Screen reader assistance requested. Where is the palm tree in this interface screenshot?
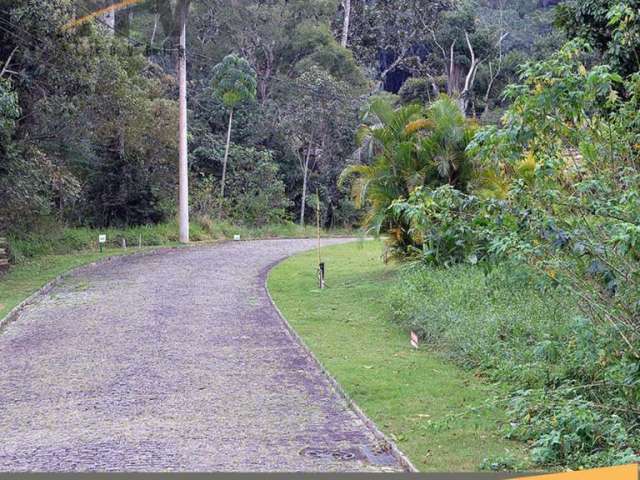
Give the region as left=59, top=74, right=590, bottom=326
left=211, top=54, right=257, bottom=210
left=419, top=96, right=477, bottom=187
left=341, top=95, right=476, bottom=247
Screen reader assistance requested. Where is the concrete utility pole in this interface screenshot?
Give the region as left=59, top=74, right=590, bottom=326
left=177, top=0, right=189, bottom=243
left=341, top=0, right=351, bottom=48
left=103, top=9, right=115, bottom=32
left=100, top=1, right=116, bottom=34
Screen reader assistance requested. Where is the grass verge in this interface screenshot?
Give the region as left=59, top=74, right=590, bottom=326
left=267, top=240, right=527, bottom=472
left=0, top=247, right=171, bottom=320
left=7, top=219, right=353, bottom=262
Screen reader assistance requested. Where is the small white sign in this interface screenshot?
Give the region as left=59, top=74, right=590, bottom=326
left=233, top=234, right=241, bottom=241
left=98, top=234, right=107, bottom=244
left=410, top=331, right=419, bottom=349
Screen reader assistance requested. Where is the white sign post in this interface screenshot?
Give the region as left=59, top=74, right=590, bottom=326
left=98, top=234, right=106, bottom=253
left=410, top=331, right=419, bottom=349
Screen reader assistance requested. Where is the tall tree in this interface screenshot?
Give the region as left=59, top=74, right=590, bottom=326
left=206, top=0, right=363, bottom=104
left=281, top=66, right=354, bottom=226
left=211, top=54, right=257, bottom=207
left=102, top=1, right=116, bottom=33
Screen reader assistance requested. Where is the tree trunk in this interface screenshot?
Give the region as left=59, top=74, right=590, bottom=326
left=459, top=32, right=480, bottom=116
left=219, top=108, right=234, bottom=207
left=300, top=163, right=308, bottom=227
left=151, top=13, right=159, bottom=44
left=157, top=0, right=176, bottom=39
left=157, top=0, right=190, bottom=49
left=341, top=0, right=351, bottom=48
left=483, top=67, right=496, bottom=117
left=177, top=0, right=190, bottom=243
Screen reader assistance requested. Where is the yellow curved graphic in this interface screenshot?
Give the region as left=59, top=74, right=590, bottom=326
left=63, top=0, right=145, bottom=31
left=510, top=464, right=638, bottom=480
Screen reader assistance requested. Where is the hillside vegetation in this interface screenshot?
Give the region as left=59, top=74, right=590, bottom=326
left=2, top=0, right=639, bottom=471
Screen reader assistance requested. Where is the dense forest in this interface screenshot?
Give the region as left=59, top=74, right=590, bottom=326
left=2, top=0, right=640, bottom=471
left=1, top=0, right=561, bottom=234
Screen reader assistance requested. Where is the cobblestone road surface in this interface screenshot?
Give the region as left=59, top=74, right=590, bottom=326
left=0, top=239, right=404, bottom=472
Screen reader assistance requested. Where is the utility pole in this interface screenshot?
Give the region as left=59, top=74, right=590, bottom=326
left=177, top=0, right=189, bottom=243
left=341, top=0, right=351, bottom=48
left=102, top=2, right=115, bottom=33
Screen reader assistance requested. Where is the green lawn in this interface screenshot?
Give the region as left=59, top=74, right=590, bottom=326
left=268, top=240, right=527, bottom=472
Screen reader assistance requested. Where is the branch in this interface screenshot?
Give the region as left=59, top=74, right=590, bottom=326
left=483, top=32, right=509, bottom=113
left=462, top=32, right=479, bottom=94
left=449, top=39, right=456, bottom=80
left=380, top=43, right=409, bottom=81
left=0, top=46, right=18, bottom=78
left=341, top=0, right=351, bottom=48
left=430, top=29, right=447, bottom=64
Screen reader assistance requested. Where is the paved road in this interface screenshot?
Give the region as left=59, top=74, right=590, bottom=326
left=0, top=240, right=404, bottom=472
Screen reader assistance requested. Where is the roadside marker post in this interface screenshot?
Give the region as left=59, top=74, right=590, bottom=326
left=410, top=331, right=419, bottom=349
left=316, top=190, right=325, bottom=289
left=98, top=234, right=106, bottom=253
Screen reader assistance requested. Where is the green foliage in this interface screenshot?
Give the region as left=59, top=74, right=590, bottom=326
left=280, top=64, right=358, bottom=224
left=556, top=0, right=640, bottom=77
left=0, top=78, right=50, bottom=232
left=384, top=40, right=640, bottom=469
left=390, top=263, right=640, bottom=469
left=398, top=78, right=435, bottom=105
left=289, top=23, right=366, bottom=87
left=211, top=54, right=257, bottom=108
left=0, top=1, right=179, bottom=230
left=0, top=79, right=19, bottom=141
left=468, top=40, right=640, bottom=349
left=509, top=388, right=640, bottom=468
left=192, top=142, right=291, bottom=225
left=188, top=0, right=366, bottom=228
left=342, top=96, right=477, bottom=251
left=389, top=186, right=500, bottom=266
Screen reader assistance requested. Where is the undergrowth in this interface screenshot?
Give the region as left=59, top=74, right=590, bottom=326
left=390, top=262, right=640, bottom=470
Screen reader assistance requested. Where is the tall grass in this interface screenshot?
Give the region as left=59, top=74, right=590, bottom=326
left=389, top=262, right=640, bottom=468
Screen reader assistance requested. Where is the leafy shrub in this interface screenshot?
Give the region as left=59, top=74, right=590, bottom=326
left=509, top=389, right=640, bottom=468
left=388, top=186, right=507, bottom=266
left=192, top=142, right=291, bottom=226
left=468, top=41, right=640, bottom=350
left=387, top=41, right=640, bottom=469
left=341, top=96, right=477, bottom=251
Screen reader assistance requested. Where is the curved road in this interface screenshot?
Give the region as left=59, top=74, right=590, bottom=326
left=0, top=239, right=403, bottom=472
